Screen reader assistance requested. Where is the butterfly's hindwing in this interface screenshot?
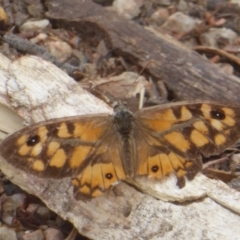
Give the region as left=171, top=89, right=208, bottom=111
left=72, top=137, right=126, bottom=199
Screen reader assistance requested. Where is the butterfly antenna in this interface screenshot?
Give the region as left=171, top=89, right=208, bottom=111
left=125, top=60, right=155, bottom=109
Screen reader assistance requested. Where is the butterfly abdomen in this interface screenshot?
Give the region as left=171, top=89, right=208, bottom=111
left=120, top=134, right=136, bottom=178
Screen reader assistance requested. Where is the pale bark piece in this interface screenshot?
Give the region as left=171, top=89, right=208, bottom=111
left=1, top=54, right=240, bottom=239
left=0, top=54, right=27, bottom=136
left=0, top=104, right=24, bottom=138
left=0, top=54, right=13, bottom=106
left=1, top=54, right=112, bottom=124
left=131, top=174, right=240, bottom=215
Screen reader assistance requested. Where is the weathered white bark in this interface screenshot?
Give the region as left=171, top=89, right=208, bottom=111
left=0, top=54, right=240, bottom=240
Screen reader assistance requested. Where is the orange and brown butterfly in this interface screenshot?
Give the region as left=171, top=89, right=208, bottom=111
left=0, top=101, right=239, bottom=199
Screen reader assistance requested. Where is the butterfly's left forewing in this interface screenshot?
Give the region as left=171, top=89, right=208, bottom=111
left=0, top=114, right=126, bottom=198
left=135, top=101, right=240, bottom=186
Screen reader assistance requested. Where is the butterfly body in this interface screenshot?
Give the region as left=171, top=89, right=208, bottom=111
left=113, top=104, right=138, bottom=178
left=1, top=101, right=240, bottom=199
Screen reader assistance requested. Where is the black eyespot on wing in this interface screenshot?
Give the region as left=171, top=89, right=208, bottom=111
left=105, top=173, right=113, bottom=179
left=26, top=135, right=40, bottom=146
left=151, top=165, right=159, bottom=173
left=210, top=109, right=225, bottom=120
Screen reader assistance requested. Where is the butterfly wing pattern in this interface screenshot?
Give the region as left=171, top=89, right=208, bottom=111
left=0, top=114, right=128, bottom=198
left=134, top=101, right=240, bottom=187
left=0, top=101, right=240, bottom=198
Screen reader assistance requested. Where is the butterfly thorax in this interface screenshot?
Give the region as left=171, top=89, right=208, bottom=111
left=113, top=101, right=135, bottom=133
left=114, top=110, right=134, bottom=134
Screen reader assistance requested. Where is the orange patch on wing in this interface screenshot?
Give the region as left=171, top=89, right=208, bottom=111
left=156, top=109, right=177, bottom=121
left=32, top=159, right=45, bottom=171
left=210, top=119, right=224, bottom=131
left=107, top=146, right=126, bottom=179
left=47, top=142, right=60, bottom=156
left=84, top=127, right=103, bottom=142
left=30, top=143, right=43, bottom=156
left=159, top=153, right=173, bottom=176
left=16, top=135, right=28, bottom=146
left=71, top=178, right=79, bottom=187
left=57, top=123, right=72, bottom=138
left=79, top=185, right=90, bottom=195
left=92, top=189, right=104, bottom=197
left=180, top=106, right=192, bottom=120
left=69, top=146, right=92, bottom=168
left=73, top=122, right=103, bottom=142
left=190, top=129, right=209, bottom=147
left=185, top=162, right=193, bottom=168
left=222, top=107, right=235, bottom=117
left=38, top=126, right=48, bottom=142
left=80, top=165, right=92, bottom=186
left=113, top=164, right=126, bottom=180
left=164, top=132, right=190, bottom=152
left=214, top=134, right=226, bottom=146
left=138, top=161, right=148, bottom=175
left=193, top=121, right=208, bottom=133
left=148, top=154, right=162, bottom=178
left=144, top=109, right=179, bottom=132
left=201, top=104, right=211, bottom=119
left=222, top=116, right=235, bottom=127
left=101, top=163, right=118, bottom=189
left=91, top=164, right=104, bottom=189
left=73, top=123, right=85, bottom=138
left=49, top=149, right=67, bottom=168
left=168, top=152, right=184, bottom=170
left=177, top=169, right=186, bottom=178
left=143, top=119, right=173, bottom=132
left=18, top=145, right=31, bottom=156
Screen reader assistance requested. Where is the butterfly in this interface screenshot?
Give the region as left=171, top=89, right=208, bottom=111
left=0, top=101, right=239, bottom=199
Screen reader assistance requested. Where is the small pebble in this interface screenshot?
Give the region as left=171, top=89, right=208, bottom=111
left=19, top=19, right=49, bottom=32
